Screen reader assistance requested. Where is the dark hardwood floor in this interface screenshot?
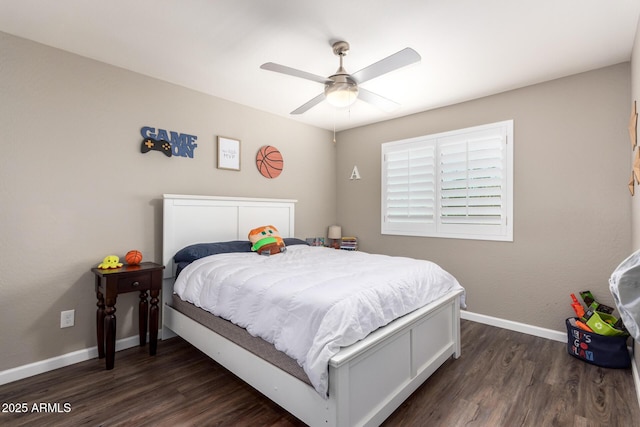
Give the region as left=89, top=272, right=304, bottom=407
left=1, top=320, right=638, bottom=426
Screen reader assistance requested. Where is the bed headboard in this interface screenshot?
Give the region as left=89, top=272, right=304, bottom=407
left=162, top=194, right=297, bottom=279
left=161, top=194, right=295, bottom=339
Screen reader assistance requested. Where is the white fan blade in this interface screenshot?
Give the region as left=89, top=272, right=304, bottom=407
left=352, top=48, right=421, bottom=84
left=291, top=93, right=325, bottom=115
left=358, top=88, right=400, bottom=112
left=260, top=62, right=329, bottom=84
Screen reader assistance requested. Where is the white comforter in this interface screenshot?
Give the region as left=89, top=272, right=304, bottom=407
left=174, top=245, right=465, bottom=397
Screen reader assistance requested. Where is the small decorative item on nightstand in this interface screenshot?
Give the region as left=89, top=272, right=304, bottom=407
left=328, top=225, right=342, bottom=249
left=305, top=237, right=325, bottom=246
left=125, top=250, right=143, bottom=265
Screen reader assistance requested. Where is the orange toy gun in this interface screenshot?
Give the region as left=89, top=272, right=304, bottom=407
left=570, top=293, right=585, bottom=318
left=569, top=317, right=593, bottom=332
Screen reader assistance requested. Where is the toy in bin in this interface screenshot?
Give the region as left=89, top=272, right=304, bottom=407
left=568, top=291, right=628, bottom=336
left=579, top=290, right=614, bottom=314
left=570, top=294, right=585, bottom=318
left=583, top=310, right=627, bottom=336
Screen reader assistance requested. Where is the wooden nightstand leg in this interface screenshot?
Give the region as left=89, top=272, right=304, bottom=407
left=96, top=289, right=105, bottom=359
left=149, top=289, right=159, bottom=356
left=139, top=290, right=148, bottom=346
left=104, top=304, right=116, bottom=370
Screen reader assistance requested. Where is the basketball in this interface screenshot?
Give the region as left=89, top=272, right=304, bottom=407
left=125, top=250, right=143, bottom=265
left=256, top=145, right=283, bottom=178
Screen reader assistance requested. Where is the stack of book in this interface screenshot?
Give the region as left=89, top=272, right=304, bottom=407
left=340, top=237, right=358, bottom=251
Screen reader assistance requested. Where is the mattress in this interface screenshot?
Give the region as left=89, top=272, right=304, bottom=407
left=170, top=294, right=310, bottom=385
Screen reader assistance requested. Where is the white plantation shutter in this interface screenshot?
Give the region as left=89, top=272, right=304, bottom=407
left=382, top=140, right=435, bottom=233
left=438, top=128, right=507, bottom=236
left=382, top=121, right=513, bottom=241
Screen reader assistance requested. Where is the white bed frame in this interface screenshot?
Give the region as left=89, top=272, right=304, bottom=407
left=161, top=194, right=463, bottom=427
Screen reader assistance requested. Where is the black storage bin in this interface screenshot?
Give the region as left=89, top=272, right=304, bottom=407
left=566, top=318, right=631, bottom=369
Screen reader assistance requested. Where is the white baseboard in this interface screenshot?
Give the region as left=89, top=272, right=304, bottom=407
left=0, top=333, right=151, bottom=386
left=461, top=310, right=567, bottom=342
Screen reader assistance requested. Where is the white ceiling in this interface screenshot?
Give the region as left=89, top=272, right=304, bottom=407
left=1, top=0, right=639, bottom=131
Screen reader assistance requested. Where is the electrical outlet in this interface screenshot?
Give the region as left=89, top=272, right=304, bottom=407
left=60, top=310, right=75, bottom=328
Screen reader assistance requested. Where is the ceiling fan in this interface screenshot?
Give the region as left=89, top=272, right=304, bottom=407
left=260, top=41, right=421, bottom=115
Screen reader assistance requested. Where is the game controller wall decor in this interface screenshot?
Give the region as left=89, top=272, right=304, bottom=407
left=140, top=126, right=198, bottom=158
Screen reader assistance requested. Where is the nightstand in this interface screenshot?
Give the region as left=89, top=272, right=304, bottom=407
left=91, top=262, right=164, bottom=370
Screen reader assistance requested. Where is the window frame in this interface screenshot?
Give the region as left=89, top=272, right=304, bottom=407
left=381, top=120, right=513, bottom=242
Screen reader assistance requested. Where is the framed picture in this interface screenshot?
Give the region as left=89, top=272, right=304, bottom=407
left=217, top=136, right=241, bottom=170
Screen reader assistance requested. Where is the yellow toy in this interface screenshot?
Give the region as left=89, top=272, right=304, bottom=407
left=248, top=225, right=286, bottom=255
left=98, top=255, right=123, bottom=269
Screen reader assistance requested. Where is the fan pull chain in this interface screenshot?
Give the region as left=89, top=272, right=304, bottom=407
left=333, top=109, right=337, bottom=143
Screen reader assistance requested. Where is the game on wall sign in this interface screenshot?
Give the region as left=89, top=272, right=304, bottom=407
left=140, top=126, right=198, bottom=158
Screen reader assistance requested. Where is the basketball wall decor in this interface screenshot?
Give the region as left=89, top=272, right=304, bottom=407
left=256, top=145, right=283, bottom=178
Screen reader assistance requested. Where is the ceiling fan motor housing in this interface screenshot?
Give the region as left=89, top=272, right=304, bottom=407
left=325, top=41, right=358, bottom=108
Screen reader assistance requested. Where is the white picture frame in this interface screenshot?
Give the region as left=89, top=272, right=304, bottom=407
left=217, top=136, right=241, bottom=170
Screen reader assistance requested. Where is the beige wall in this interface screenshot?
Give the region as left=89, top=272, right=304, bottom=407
left=336, top=63, right=631, bottom=332
left=0, top=32, right=335, bottom=371
left=630, top=15, right=640, bottom=384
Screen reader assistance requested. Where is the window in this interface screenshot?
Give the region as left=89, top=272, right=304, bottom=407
left=381, top=120, right=513, bottom=241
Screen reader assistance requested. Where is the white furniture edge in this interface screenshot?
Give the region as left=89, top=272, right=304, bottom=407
left=160, top=194, right=463, bottom=426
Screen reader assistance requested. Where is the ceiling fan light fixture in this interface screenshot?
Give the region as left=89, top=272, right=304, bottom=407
left=324, top=75, right=358, bottom=109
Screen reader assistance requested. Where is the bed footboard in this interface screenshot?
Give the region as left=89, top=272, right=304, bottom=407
left=328, top=290, right=462, bottom=426
left=162, top=290, right=462, bottom=427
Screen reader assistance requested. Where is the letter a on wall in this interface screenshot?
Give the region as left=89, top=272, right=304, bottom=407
left=350, top=166, right=361, bottom=180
